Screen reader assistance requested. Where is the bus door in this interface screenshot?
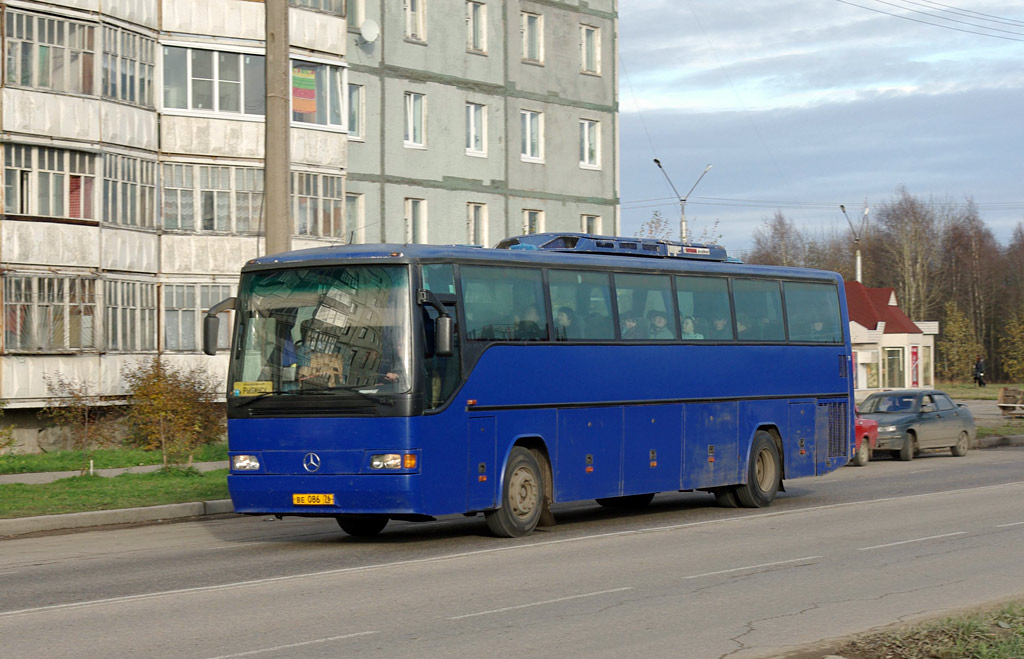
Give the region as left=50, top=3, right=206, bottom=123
left=555, top=407, right=623, bottom=501
left=468, top=416, right=496, bottom=511
left=622, top=405, right=683, bottom=495
left=681, top=402, right=739, bottom=489
left=786, top=401, right=816, bottom=478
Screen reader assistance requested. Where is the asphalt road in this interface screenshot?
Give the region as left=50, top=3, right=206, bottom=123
left=2, top=446, right=1023, bottom=659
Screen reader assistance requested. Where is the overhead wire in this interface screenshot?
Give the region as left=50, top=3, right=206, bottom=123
left=835, top=0, right=1024, bottom=41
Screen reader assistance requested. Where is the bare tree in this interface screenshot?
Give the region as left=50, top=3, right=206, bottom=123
left=746, top=211, right=806, bottom=266
left=635, top=210, right=673, bottom=241
left=873, top=187, right=945, bottom=321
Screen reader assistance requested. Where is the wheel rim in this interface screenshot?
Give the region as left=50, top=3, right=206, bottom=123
left=508, top=465, right=538, bottom=519
left=754, top=447, right=776, bottom=491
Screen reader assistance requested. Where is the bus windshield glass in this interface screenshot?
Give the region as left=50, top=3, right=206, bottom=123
left=230, top=265, right=412, bottom=397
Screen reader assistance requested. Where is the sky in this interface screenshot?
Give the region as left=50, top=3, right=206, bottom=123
left=617, top=0, right=1024, bottom=256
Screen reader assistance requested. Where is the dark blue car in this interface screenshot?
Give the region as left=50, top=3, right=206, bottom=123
left=858, top=389, right=975, bottom=461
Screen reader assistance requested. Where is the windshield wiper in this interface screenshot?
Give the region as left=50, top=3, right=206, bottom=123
left=234, top=390, right=302, bottom=407
left=308, top=384, right=396, bottom=405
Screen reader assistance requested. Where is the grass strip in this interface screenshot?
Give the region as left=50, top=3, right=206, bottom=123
left=0, top=469, right=229, bottom=519
left=0, top=443, right=228, bottom=475
left=837, top=602, right=1024, bottom=658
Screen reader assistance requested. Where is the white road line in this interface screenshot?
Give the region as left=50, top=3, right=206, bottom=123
left=996, top=521, right=1024, bottom=528
left=4, top=480, right=1023, bottom=619
left=448, top=587, right=633, bottom=620
left=684, top=556, right=822, bottom=579
left=858, top=531, right=967, bottom=551
left=202, top=631, right=379, bottom=659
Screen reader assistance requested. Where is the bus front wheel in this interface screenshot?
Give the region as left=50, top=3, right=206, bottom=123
left=735, top=431, right=781, bottom=508
left=336, top=515, right=389, bottom=537
left=486, top=447, right=544, bottom=538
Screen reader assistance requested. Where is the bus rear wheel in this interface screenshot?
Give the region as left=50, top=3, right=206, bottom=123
left=485, top=446, right=544, bottom=538
left=336, top=515, right=389, bottom=537
left=595, top=493, right=655, bottom=508
left=735, top=431, right=781, bottom=508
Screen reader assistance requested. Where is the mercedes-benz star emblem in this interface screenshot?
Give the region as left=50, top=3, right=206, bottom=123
left=302, top=452, right=321, bottom=473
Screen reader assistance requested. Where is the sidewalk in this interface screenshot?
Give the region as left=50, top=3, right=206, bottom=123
left=3, top=438, right=1024, bottom=539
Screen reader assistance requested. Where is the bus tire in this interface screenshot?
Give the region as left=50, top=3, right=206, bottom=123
left=336, top=515, right=389, bottom=537
left=485, top=447, right=544, bottom=538
left=735, top=431, right=781, bottom=508
left=899, top=432, right=916, bottom=461
left=595, top=493, right=655, bottom=508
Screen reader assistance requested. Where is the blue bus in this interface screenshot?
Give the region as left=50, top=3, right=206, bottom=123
left=205, top=233, right=852, bottom=537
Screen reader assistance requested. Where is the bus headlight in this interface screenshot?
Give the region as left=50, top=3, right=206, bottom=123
left=232, top=455, right=261, bottom=470
left=371, top=454, right=403, bottom=469
left=370, top=454, right=417, bottom=470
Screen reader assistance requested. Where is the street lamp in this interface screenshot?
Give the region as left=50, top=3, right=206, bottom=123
left=653, top=160, right=712, bottom=242
left=840, top=204, right=869, bottom=283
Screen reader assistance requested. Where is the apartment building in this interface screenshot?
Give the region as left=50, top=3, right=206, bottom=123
left=0, top=0, right=619, bottom=441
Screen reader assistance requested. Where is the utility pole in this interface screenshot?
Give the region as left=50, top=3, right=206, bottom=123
left=840, top=204, right=868, bottom=283
left=264, top=0, right=291, bottom=256
left=653, top=160, right=711, bottom=242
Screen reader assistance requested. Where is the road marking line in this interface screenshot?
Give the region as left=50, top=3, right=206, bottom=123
left=996, top=521, right=1024, bottom=528
left=685, top=556, right=822, bottom=579
left=202, top=631, right=379, bottom=659
left=448, top=587, right=632, bottom=620
left=858, top=531, right=967, bottom=550
left=3, top=480, right=1023, bottom=619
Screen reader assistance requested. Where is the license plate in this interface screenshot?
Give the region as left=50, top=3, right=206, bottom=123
left=293, top=493, right=334, bottom=506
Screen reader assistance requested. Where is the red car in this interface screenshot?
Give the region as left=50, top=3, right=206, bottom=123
left=852, top=413, right=878, bottom=466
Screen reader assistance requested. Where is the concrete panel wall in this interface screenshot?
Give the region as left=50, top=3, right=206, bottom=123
left=160, top=115, right=265, bottom=159
left=100, top=101, right=158, bottom=151
left=2, top=221, right=100, bottom=268
left=160, top=0, right=264, bottom=40
left=100, top=228, right=159, bottom=273
left=161, top=234, right=262, bottom=276
left=2, top=89, right=101, bottom=143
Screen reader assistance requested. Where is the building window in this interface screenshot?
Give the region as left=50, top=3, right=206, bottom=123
left=161, top=163, right=264, bottom=234
left=289, top=0, right=346, bottom=16
left=3, top=146, right=96, bottom=220
left=3, top=276, right=96, bottom=352
left=468, top=203, right=487, bottom=246
left=345, top=192, right=364, bottom=243
left=406, top=198, right=426, bottom=243
left=103, top=27, right=157, bottom=106
left=580, top=25, right=600, bottom=74
left=521, top=12, right=543, bottom=63
left=405, top=0, right=426, bottom=41
left=404, top=92, right=426, bottom=147
left=582, top=214, right=600, bottom=234
left=105, top=280, right=157, bottom=352
left=579, top=119, right=600, bottom=169
left=466, top=102, right=486, bottom=155
left=291, top=60, right=345, bottom=127
left=163, top=46, right=265, bottom=116
left=165, top=283, right=233, bottom=352
left=523, top=209, right=543, bottom=235
left=521, top=110, right=543, bottom=162
left=467, top=1, right=486, bottom=53
left=347, top=83, right=363, bottom=139
left=4, top=12, right=96, bottom=94
left=293, top=171, right=344, bottom=237
left=103, top=155, right=155, bottom=227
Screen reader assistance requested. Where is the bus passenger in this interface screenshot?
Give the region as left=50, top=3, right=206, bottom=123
left=648, top=310, right=674, bottom=339
left=707, top=310, right=732, bottom=340
left=680, top=316, right=704, bottom=340
left=514, top=305, right=544, bottom=340
left=621, top=314, right=646, bottom=339
left=555, top=306, right=581, bottom=340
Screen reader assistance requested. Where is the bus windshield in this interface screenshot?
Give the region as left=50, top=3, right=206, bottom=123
left=230, top=265, right=412, bottom=397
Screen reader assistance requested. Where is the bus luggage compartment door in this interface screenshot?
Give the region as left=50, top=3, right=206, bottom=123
left=622, top=405, right=682, bottom=495
left=682, top=402, right=739, bottom=490
left=555, top=408, right=623, bottom=502
left=468, top=417, right=497, bottom=511
left=787, top=401, right=816, bottom=478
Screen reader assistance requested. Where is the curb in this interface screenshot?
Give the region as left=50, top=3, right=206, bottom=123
left=0, top=499, right=234, bottom=538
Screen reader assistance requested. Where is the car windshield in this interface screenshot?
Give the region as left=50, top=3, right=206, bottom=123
left=229, top=265, right=412, bottom=397
left=861, top=394, right=918, bottom=414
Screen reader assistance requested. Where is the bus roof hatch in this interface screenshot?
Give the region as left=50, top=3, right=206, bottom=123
left=494, top=233, right=729, bottom=262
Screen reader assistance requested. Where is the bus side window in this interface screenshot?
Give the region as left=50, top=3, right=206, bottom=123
left=783, top=281, right=843, bottom=343
left=677, top=275, right=731, bottom=341
left=460, top=265, right=545, bottom=341
left=733, top=279, right=785, bottom=341
left=614, top=273, right=676, bottom=340
left=548, top=270, right=614, bottom=341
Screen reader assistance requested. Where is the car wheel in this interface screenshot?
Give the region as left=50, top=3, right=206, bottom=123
left=852, top=438, right=870, bottom=466
left=951, top=430, right=969, bottom=457
left=899, top=432, right=916, bottom=461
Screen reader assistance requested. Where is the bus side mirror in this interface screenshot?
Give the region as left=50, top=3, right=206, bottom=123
left=203, top=297, right=237, bottom=356
left=435, top=315, right=453, bottom=357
